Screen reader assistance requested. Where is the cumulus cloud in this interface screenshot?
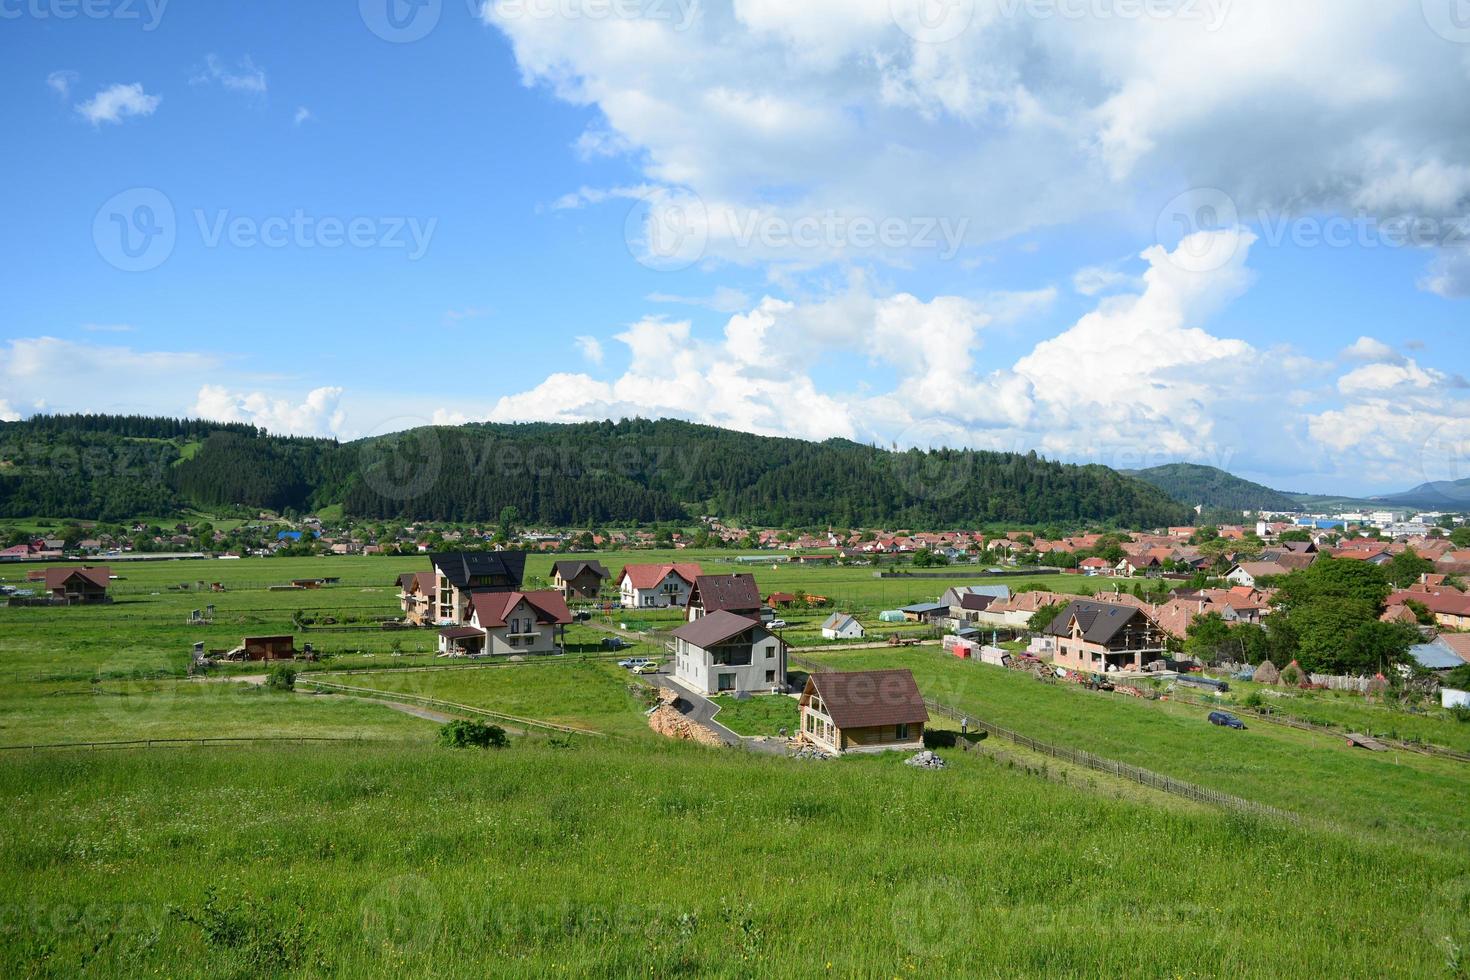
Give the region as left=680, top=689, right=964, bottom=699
left=1341, top=336, right=1401, bottom=363
left=294, top=106, right=312, bottom=126
left=191, top=54, right=268, bottom=95
left=574, top=335, right=604, bottom=365
left=1, top=338, right=219, bottom=414
left=0, top=399, right=19, bottom=423
left=484, top=1, right=1470, bottom=283
left=192, top=384, right=346, bottom=438
left=76, top=83, right=161, bottom=125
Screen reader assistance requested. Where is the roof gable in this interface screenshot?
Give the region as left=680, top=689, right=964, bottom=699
left=802, top=669, right=928, bottom=729
left=430, top=552, right=527, bottom=591
left=671, top=609, right=769, bottom=648
left=690, top=574, right=761, bottom=613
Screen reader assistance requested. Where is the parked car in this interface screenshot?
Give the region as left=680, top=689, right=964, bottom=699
left=602, top=636, right=630, bottom=651
left=621, top=658, right=654, bottom=670
left=632, top=662, right=660, bottom=675
left=1208, top=711, right=1246, bottom=730
left=768, top=619, right=789, bottom=630
left=574, top=610, right=592, bottom=622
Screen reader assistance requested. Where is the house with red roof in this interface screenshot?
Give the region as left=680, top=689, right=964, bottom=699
left=438, top=590, right=573, bottom=657
left=43, top=566, right=113, bottom=604
left=618, top=562, right=702, bottom=610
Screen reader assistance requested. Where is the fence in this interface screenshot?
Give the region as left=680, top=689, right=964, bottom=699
left=295, top=679, right=608, bottom=737
left=919, top=697, right=1297, bottom=823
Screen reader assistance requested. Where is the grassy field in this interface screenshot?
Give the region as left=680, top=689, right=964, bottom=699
left=805, top=647, right=1470, bottom=853
left=3, top=741, right=1467, bottom=978
left=4, top=551, right=1469, bottom=975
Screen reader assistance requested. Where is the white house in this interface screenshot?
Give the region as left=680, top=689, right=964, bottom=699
left=437, top=590, right=572, bottom=657
left=619, top=563, right=702, bottom=610
left=670, top=610, right=786, bottom=695
left=820, top=613, right=865, bottom=641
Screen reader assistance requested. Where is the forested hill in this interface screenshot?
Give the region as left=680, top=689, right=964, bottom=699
left=0, top=415, right=1193, bottom=529
left=1125, top=463, right=1302, bottom=513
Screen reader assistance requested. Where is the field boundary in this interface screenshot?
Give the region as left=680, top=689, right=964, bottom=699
left=0, top=735, right=390, bottom=753
left=296, top=679, right=609, bottom=737
left=920, top=697, right=1297, bottom=823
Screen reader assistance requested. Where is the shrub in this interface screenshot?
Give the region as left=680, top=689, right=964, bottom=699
left=1242, top=691, right=1264, bottom=710
left=923, top=729, right=958, bottom=749
left=265, top=665, right=297, bottom=691
left=438, top=720, right=508, bottom=749
left=1450, top=706, right=1470, bottom=725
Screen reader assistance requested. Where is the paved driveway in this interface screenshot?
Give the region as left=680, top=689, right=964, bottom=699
left=643, top=672, right=791, bottom=754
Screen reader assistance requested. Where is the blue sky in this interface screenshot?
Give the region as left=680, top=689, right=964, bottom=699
left=2, top=1, right=1469, bottom=497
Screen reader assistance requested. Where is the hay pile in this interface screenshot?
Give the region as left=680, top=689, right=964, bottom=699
left=1253, top=659, right=1281, bottom=685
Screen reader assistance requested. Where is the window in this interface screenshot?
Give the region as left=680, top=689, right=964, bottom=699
left=718, top=673, right=736, bottom=692
left=895, top=723, right=910, bottom=740
left=765, top=670, right=776, bottom=683
left=765, top=646, right=775, bottom=659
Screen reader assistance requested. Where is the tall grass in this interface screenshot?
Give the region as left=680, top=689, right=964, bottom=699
left=1, top=740, right=1462, bottom=978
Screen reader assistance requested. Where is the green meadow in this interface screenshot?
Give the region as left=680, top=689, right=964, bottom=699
left=1, top=553, right=1467, bottom=976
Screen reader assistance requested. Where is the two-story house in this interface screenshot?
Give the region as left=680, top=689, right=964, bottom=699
left=429, top=552, right=528, bottom=624
left=396, top=571, right=436, bottom=625
left=798, top=669, right=928, bottom=755
left=619, top=563, right=701, bottom=609
left=438, top=590, right=573, bottom=657
left=670, top=610, right=786, bottom=695
left=1044, top=599, right=1169, bottom=673
left=551, top=560, right=611, bottom=601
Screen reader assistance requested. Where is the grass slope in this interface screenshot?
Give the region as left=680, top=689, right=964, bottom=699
left=2, top=741, right=1464, bottom=978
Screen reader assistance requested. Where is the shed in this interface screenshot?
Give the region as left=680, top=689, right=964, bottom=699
left=878, top=610, right=907, bottom=623
left=241, top=635, right=297, bottom=661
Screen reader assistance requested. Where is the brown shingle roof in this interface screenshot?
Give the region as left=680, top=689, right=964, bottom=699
left=804, top=670, right=928, bottom=730
left=690, top=574, right=761, bottom=614
left=671, top=609, right=767, bottom=648
left=44, top=566, right=111, bottom=591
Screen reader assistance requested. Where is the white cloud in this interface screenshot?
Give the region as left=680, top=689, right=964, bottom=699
left=647, top=286, right=753, bottom=313
left=574, top=335, right=604, bottom=365
left=76, top=83, right=161, bottom=125
left=0, top=399, right=19, bottom=423
left=1341, top=336, right=1401, bottom=363
left=1418, top=248, right=1470, bottom=299
left=294, top=106, right=312, bottom=126
left=484, top=1, right=1470, bottom=280
left=192, top=54, right=268, bottom=95
left=80, top=323, right=136, bottom=334
left=1072, top=263, right=1139, bottom=296
left=46, top=70, right=78, bottom=101
left=192, top=385, right=346, bottom=438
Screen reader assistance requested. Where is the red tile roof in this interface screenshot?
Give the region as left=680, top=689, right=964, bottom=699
left=44, top=566, right=111, bottom=591
left=619, top=563, right=702, bottom=590
left=469, top=590, right=572, bottom=628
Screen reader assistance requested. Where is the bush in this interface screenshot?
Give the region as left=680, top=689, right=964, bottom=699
left=923, top=729, right=958, bottom=749
left=1449, top=706, right=1470, bottom=724
left=1242, top=691, right=1264, bottom=710
left=265, top=666, right=297, bottom=691
left=438, top=720, right=508, bottom=749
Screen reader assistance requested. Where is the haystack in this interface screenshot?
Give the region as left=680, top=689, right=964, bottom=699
left=1280, top=660, right=1306, bottom=687
left=1253, top=659, right=1281, bottom=685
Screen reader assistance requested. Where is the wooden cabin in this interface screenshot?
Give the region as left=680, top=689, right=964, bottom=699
left=798, top=669, right=928, bottom=755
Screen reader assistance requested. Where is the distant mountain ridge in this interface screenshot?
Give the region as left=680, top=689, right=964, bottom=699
left=1369, top=478, right=1470, bottom=509
left=0, top=414, right=1194, bottom=529
left=1125, top=463, right=1303, bottom=513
